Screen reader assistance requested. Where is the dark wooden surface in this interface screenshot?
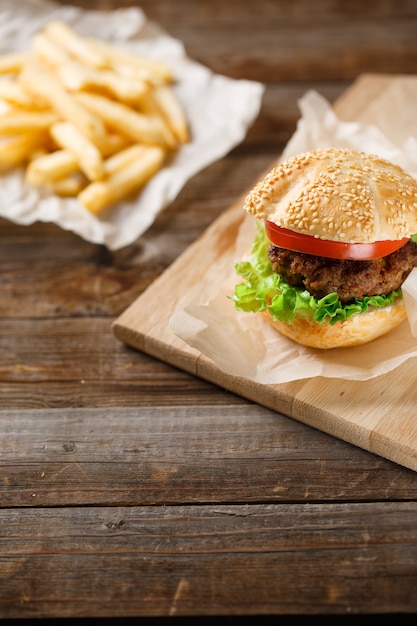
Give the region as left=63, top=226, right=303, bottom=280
left=2, top=0, right=417, bottom=620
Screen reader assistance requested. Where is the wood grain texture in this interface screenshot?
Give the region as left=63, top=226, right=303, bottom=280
left=2, top=0, right=417, bottom=619
left=1, top=502, right=417, bottom=618
left=63, top=1, right=417, bottom=81
left=2, top=406, right=417, bottom=508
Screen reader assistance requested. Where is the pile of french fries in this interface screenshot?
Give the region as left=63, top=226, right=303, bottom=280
left=0, top=21, right=189, bottom=214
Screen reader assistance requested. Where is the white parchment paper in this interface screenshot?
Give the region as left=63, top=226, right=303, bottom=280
left=0, top=0, right=264, bottom=250
left=170, top=89, right=417, bottom=382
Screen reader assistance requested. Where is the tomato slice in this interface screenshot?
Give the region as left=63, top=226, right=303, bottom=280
left=264, top=220, right=409, bottom=260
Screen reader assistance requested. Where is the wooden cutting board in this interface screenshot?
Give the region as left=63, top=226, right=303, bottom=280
left=113, top=73, right=417, bottom=473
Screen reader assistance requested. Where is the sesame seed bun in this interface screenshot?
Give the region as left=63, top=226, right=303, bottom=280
left=244, top=147, right=417, bottom=243
left=234, top=148, right=417, bottom=349
left=262, top=298, right=407, bottom=350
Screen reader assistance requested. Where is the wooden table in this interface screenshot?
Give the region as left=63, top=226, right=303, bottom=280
left=2, top=0, right=417, bottom=620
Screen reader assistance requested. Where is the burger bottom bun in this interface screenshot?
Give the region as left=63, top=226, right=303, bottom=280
left=262, top=298, right=407, bottom=350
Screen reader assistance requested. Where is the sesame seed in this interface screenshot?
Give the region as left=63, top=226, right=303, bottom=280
left=243, top=147, right=417, bottom=242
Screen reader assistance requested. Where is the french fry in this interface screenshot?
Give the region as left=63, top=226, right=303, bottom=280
left=32, top=32, right=71, bottom=69
left=48, top=173, right=87, bottom=197
left=19, top=58, right=106, bottom=143
left=25, top=149, right=79, bottom=186
left=78, top=145, right=165, bottom=214
left=0, top=80, right=47, bottom=109
left=151, top=84, right=190, bottom=143
left=87, top=38, right=172, bottom=84
left=0, top=109, right=57, bottom=134
left=103, top=144, right=148, bottom=176
left=56, top=60, right=149, bottom=103
left=112, top=61, right=164, bottom=87
left=43, top=21, right=107, bottom=69
left=138, top=91, right=179, bottom=149
left=50, top=121, right=104, bottom=181
left=0, top=51, right=30, bottom=74
left=0, top=99, right=10, bottom=115
left=76, top=91, right=168, bottom=146
left=0, top=133, right=48, bottom=169
left=27, top=147, right=49, bottom=162
left=95, top=132, right=132, bottom=157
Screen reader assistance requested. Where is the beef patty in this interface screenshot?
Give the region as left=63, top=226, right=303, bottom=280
left=268, top=240, right=417, bottom=303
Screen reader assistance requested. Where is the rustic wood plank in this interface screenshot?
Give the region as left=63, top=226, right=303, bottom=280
left=0, top=318, right=239, bottom=409
left=1, top=502, right=417, bottom=618
left=1, top=406, right=417, bottom=507
left=86, top=0, right=417, bottom=82
left=2, top=1, right=417, bottom=619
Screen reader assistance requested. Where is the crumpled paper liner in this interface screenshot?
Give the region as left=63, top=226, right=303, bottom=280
left=169, top=89, right=417, bottom=383
left=0, top=0, right=264, bottom=250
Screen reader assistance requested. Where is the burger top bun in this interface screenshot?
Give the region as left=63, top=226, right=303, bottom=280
left=244, top=147, right=417, bottom=244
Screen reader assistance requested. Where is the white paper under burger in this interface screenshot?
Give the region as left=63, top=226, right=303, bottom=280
left=0, top=0, right=264, bottom=250
left=170, top=89, right=417, bottom=382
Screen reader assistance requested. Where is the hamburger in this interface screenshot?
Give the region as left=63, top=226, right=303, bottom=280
left=231, top=147, right=417, bottom=349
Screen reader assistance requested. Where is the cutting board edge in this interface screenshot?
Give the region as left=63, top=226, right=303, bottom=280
left=113, top=317, right=417, bottom=473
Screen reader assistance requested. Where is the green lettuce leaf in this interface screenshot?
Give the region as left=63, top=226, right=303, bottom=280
left=230, top=222, right=402, bottom=326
